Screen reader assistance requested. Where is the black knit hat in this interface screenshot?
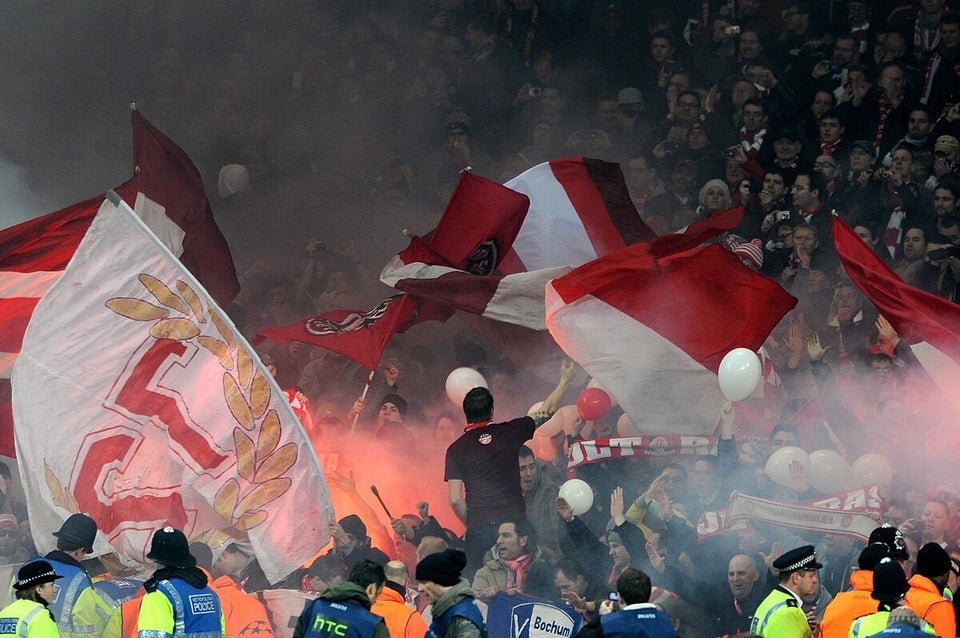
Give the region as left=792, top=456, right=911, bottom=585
left=339, top=515, right=367, bottom=541
left=53, top=513, right=97, bottom=554
left=147, top=527, right=197, bottom=569
left=14, top=560, right=63, bottom=590
left=416, top=549, right=467, bottom=586
left=917, top=542, right=952, bottom=578
left=858, top=543, right=891, bottom=570
left=379, top=394, right=408, bottom=419
left=871, top=559, right=909, bottom=603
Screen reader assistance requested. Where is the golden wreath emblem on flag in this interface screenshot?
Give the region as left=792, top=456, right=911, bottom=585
left=43, top=273, right=296, bottom=531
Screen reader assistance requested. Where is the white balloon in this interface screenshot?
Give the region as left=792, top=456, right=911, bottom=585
left=765, top=446, right=811, bottom=492
left=852, top=453, right=895, bottom=488
left=559, top=478, right=594, bottom=515
left=718, top=348, right=762, bottom=402
left=445, top=367, right=488, bottom=406
left=808, top=449, right=854, bottom=494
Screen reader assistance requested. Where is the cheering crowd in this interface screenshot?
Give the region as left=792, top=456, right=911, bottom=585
left=7, top=0, right=960, bottom=637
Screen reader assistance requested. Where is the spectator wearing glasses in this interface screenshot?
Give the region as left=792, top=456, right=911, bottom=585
left=812, top=154, right=840, bottom=203
left=0, top=515, right=28, bottom=563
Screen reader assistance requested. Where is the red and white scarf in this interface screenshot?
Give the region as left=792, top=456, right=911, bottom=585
left=739, top=126, right=766, bottom=157
left=503, top=552, right=533, bottom=589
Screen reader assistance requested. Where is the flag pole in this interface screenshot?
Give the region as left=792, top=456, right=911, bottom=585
left=349, top=368, right=377, bottom=439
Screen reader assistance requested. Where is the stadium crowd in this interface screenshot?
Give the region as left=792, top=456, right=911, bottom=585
left=7, top=0, right=960, bottom=637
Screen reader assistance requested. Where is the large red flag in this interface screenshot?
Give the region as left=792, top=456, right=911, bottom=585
left=0, top=109, right=239, bottom=457
left=833, top=214, right=960, bottom=417
left=258, top=171, right=525, bottom=368
left=545, top=242, right=796, bottom=434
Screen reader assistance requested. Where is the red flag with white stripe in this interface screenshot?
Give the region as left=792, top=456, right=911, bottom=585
left=545, top=242, right=796, bottom=434
left=0, top=110, right=239, bottom=457
left=833, top=214, right=960, bottom=417
left=381, top=158, right=655, bottom=329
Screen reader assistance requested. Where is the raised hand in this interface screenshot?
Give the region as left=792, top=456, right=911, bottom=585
left=805, top=332, right=830, bottom=362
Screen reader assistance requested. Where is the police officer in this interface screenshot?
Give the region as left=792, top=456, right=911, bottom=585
left=293, top=560, right=389, bottom=638
left=0, top=561, right=63, bottom=638
left=23, top=514, right=112, bottom=638
left=751, top=545, right=823, bottom=637
left=137, top=527, right=224, bottom=638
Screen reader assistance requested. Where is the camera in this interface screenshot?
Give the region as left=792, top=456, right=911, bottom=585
left=928, top=245, right=960, bottom=260
left=608, top=592, right=619, bottom=601
left=775, top=210, right=792, bottom=222
left=725, top=146, right=740, bottom=159
left=528, top=86, right=542, bottom=97
left=825, top=62, right=841, bottom=74
left=725, top=25, right=741, bottom=35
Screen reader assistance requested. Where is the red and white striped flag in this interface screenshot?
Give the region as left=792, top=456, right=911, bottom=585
left=0, top=110, right=238, bottom=457
left=381, top=158, right=654, bottom=329
left=545, top=242, right=796, bottom=434
left=499, top=157, right=655, bottom=273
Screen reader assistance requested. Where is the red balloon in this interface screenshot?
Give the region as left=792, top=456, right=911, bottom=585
left=577, top=388, right=612, bottom=420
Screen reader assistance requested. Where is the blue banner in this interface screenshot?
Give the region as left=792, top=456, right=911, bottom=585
left=486, top=593, right=582, bottom=637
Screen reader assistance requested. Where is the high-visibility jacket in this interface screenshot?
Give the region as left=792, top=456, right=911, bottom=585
left=848, top=609, right=935, bottom=637
left=370, top=586, right=427, bottom=638
left=137, top=578, right=223, bottom=638
left=820, top=570, right=876, bottom=638
left=208, top=576, right=272, bottom=638
left=906, top=575, right=957, bottom=638
left=0, top=599, right=60, bottom=638
left=21, top=555, right=112, bottom=638
left=751, top=586, right=810, bottom=637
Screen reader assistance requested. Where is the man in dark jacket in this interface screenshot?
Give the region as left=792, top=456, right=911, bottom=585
left=416, top=549, right=486, bottom=638
left=294, top=560, right=390, bottom=638
left=575, top=568, right=679, bottom=638
left=328, top=515, right=390, bottom=569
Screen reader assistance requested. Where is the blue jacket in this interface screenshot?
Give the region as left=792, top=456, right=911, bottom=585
left=137, top=576, right=223, bottom=638
left=598, top=605, right=679, bottom=638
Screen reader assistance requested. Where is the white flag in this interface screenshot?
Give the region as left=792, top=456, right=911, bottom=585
left=12, top=193, right=333, bottom=583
